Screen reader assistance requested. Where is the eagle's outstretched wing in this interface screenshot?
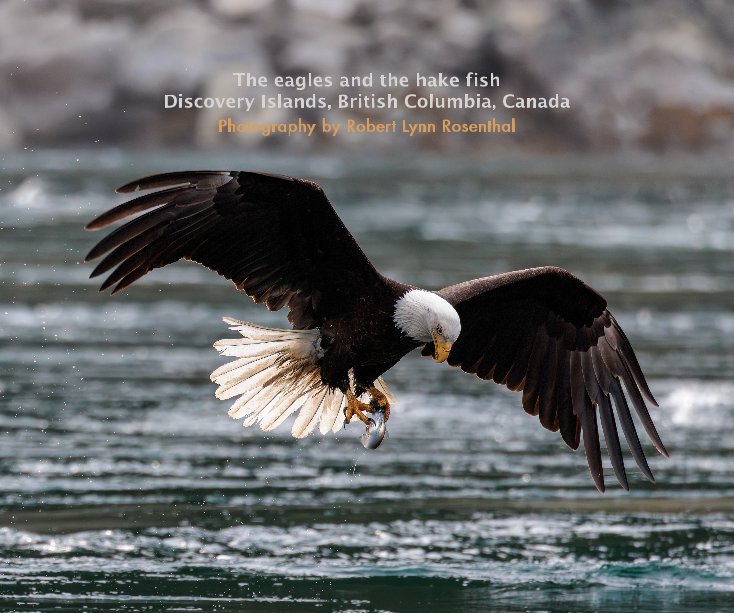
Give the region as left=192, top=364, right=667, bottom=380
left=423, top=266, right=668, bottom=492
left=85, top=171, right=383, bottom=329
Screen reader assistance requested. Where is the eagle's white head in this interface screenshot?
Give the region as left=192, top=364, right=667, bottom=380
left=393, top=289, right=461, bottom=362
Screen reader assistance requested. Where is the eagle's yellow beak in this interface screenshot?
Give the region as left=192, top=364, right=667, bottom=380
left=431, top=329, right=452, bottom=363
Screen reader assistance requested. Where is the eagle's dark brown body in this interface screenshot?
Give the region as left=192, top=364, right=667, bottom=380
left=318, top=277, right=421, bottom=392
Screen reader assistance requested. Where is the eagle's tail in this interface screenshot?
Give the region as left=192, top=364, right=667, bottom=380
left=211, top=317, right=392, bottom=438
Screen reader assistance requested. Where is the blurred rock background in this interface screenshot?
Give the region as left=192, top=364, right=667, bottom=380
left=2, top=0, right=734, bottom=154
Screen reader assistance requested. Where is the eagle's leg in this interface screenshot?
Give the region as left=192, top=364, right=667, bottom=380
left=345, top=389, right=374, bottom=426
left=367, top=386, right=390, bottom=422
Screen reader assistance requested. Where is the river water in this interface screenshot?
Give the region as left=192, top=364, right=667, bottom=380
left=0, top=150, right=733, bottom=611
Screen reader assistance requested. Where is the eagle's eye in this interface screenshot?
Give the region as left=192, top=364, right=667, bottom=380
left=435, top=324, right=444, bottom=336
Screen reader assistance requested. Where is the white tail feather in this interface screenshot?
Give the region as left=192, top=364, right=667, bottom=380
left=260, top=390, right=308, bottom=431
left=214, top=357, right=281, bottom=399
left=319, top=390, right=343, bottom=434
left=211, top=317, right=394, bottom=438
left=291, top=388, right=327, bottom=438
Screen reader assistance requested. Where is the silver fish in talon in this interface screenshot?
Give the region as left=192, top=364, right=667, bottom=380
left=361, top=410, right=387, bottom=449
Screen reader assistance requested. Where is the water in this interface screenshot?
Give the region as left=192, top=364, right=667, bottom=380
left=1, top=150, right=733, bottom=611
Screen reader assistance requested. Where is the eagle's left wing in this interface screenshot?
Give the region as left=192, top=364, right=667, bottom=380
left=423, top=266, right=668, bottom=492
left=84, top=171, right=385, bottom=330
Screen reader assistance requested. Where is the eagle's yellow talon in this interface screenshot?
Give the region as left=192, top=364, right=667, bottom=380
left=345, top=387, right=391, bottom=426
left=368, top=386, right=390, bottom=422
left=345, top=390, right=373, bottom=426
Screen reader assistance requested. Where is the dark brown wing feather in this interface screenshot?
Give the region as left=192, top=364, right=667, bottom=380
left=85, top=171, right=384, bottom=328
left=423, top=266, right=668, bottom=492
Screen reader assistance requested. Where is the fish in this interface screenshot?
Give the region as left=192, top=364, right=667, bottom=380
left=361, top=408, right=387, bottom=449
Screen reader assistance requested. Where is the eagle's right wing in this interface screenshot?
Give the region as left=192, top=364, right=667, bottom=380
left=425, top=266, right=668, bottom=492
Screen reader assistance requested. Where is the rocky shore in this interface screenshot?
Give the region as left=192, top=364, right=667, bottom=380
left=3, top=0, right=734, bottom=154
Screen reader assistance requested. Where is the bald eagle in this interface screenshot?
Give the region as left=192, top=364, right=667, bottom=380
left=85, top=171, right=668, bottom=492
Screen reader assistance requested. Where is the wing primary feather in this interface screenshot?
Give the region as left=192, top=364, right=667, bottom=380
left=521, top=327, right=547, bottom=415
left=571, top=352, right=605, bottom=492
left=580, top=393, right=605, bottom=493
left=598, top=394, right=629, bottom=490
left=99, top=245, right=156, bottom=291
left=611, top=316, right=658, bottom=406
left=91, top=188, right=212, bottom=241
left=580, top=350, right=602, bottom=404
left=590, top=345, right=614, bottom=394
left=619, top=359, right=669, bottom=457
left=85, top=186, right=191, bottom=231
left=598, top=339, right=658, bottom=480
left=116, top=171, right=232, bottom=193
left=85, top=207, right=177, bottom=261
left=556, top=351, right=579, bottom=449
left=111, top=266, right=153, bottom=295
left=537, top=336, right=559, bottom=430
left=598, top=336, right=626, bottom=379
left=89, top=222, right=168, bottom=277
left=609, top=379, right=655, bottom=482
